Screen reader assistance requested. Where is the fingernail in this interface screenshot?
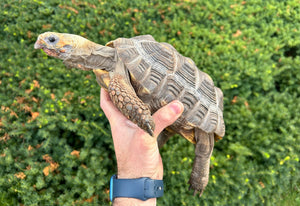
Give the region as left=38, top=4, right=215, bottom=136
left=170, top=101, right=183, bottom=115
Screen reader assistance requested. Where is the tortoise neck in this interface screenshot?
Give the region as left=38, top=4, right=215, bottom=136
left=65, top=44, right=117, bottom=71
left=88, top=45, right=117, bottom=71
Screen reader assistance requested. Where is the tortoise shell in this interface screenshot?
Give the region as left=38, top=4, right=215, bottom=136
left=106, top=35, right=225, bottom=143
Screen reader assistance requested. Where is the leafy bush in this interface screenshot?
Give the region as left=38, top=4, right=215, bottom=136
left=1, top=0, right=299, bottom=205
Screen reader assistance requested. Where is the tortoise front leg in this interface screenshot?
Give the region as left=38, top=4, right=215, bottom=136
left=188, top=129, right=214, bottom=196
left=108, top=74, right=155, bottom=136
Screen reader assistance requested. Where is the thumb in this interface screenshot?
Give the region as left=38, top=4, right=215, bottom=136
left=153, top=101, right=184, bottom=137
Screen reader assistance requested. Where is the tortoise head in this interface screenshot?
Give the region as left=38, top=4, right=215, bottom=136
left=34, top=32, right=96, bottom=60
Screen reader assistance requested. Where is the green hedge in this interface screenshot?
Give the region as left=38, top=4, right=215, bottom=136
left=1, top=0, right=299, bottom=205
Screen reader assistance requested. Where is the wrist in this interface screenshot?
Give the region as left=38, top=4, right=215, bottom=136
left=110, top=175, right=163, bottom=204
left=117, top=170, right=163, bottom=180
left=113, top=197, right=156, bottom=206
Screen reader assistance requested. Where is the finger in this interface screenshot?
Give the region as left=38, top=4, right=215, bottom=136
left=100, top=88, right=125, bottom=122
left=152, top=100, right=184, bottom=137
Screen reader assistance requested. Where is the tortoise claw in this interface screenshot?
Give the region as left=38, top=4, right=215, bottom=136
left=189, top=181, right=204, bottom=197
left=145, top=120, right=154, bottom=137
left=191, top=188, right=203, bottom=197
left=198, top=189, right=204, bottom=197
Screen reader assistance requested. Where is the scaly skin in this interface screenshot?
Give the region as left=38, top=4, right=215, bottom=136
left=108, top=74, right=155, bottom=136
left=188, top=129, right=214, bottom=196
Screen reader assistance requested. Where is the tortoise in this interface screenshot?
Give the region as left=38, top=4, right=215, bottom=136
left=34, top=32, right=225, bottom=196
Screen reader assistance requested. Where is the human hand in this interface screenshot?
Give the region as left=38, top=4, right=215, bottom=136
left=100, top=88, right=183, bottom=205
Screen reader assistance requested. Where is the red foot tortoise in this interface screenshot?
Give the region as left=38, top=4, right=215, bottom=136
left=34, top=32, right=225, bottom=196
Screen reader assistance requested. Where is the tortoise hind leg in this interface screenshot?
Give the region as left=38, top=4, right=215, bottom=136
left=188, top=129, right=214, bottom=196
left=108, top=74, right=155, bottom=136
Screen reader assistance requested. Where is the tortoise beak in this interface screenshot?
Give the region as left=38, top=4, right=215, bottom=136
left=34, top=38, right=44, bottom=49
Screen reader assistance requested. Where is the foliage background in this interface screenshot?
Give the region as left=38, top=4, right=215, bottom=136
left=1, top=0, right=300, bottom=205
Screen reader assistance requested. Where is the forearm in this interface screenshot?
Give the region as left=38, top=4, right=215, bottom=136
left=113, top=198, right=156, bottom=206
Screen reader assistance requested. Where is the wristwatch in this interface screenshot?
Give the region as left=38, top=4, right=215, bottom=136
left=109, top=174, right=164, bottom=201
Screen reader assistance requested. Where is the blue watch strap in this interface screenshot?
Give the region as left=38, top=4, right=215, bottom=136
left=110, top=174, right=164, bottom=201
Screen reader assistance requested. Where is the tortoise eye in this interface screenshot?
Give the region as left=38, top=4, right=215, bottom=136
left=48, top=36, right=57, bottom=43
